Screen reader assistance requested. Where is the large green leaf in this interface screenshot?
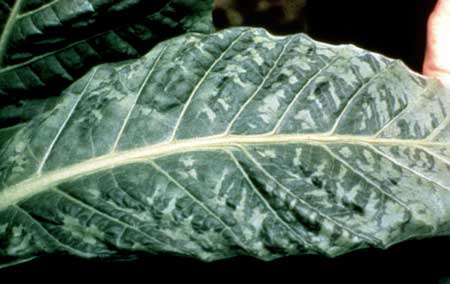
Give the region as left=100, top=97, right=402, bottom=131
left=0, top=27, right=450, bottom=267
left=0, top=0, right=214, bottom=103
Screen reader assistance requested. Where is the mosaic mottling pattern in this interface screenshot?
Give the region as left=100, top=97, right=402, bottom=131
left=0, top=27, right=450, bottom=266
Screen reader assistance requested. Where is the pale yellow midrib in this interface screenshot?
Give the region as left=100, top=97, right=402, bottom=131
left=0, top=134, right=448, bottom=210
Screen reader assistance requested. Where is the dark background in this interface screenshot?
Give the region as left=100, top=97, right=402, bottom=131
left=306, top=0, right=436, bottom=73
left=2, top=237, right=450, bottom=283
left=2, top=1, right=450, bottom=283
left=215, top=0, right=437, bottom=72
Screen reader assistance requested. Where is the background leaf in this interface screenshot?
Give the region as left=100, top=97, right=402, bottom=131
left=0, top=27, right=449, bottom=267
left=0, top=0, right=214, bottom=126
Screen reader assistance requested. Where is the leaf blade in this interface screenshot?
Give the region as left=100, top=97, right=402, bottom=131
left=1, top=27, right=450, bottom=265
left=0, top=0, right=214, bottom=110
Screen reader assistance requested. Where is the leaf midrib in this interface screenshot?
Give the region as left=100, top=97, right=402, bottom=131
left=0, top=133, right=447, bottom=211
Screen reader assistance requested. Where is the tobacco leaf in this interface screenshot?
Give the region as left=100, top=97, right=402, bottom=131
left=0, top=0, right=214, bottom=108
left=0, top=27, right=449, bottom=267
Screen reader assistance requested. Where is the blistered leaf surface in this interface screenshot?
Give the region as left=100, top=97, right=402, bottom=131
left=0, top=27, right=450, bottom=266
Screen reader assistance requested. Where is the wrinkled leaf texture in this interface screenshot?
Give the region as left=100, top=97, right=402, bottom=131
left=0, top=27, right=450, bottom=268
left=0, top=0, right=214, bottom=126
